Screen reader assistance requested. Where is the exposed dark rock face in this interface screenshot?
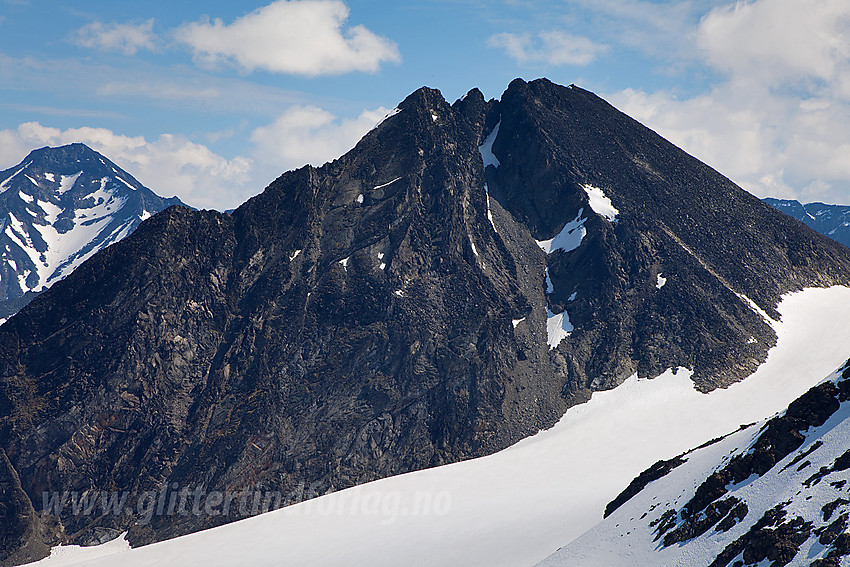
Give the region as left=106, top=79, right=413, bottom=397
left=644, top=379, right=842, bottom=552
left=0, top=86, right=564, bottom=561
left=605, top=456, right=686, bottom=518
left=0, top=143, right=185, bottom=321
left=0, top=449, right=56, bottom=566
left=3, top=78, right=850, bottom=562
left=676, top=381, right=842, bottom=528
left=708, top=503, right=812, bottom=567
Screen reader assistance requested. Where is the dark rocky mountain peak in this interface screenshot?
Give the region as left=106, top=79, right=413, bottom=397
left=0, top=143, right=184, bottom=321
left=480, top=78, right=850, bottom=392
left=2, top=79, right=850, bottom=564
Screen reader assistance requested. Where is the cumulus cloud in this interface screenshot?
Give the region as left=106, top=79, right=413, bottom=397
left=175, top=0, right=400, bottom=76
left=0, top=123, right=253, bottom=210
left=487, top=30, right=608, bottom=66
left=697, top=0, right=850, bottom=89
left=72, top=19, right=159, bottom=55
left=249, top=105, right=389, bottom=171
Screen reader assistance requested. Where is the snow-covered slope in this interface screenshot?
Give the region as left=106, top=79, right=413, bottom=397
left=0, top=143, right=183, bottom=321
left=25, top=285, right=850, bottom=567
left=539, top=352, right=850, bottom=566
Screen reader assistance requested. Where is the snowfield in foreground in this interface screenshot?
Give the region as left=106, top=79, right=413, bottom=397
left=28, top=286, right=850, bottom=567
left=540, top=357, right=850, bottom=565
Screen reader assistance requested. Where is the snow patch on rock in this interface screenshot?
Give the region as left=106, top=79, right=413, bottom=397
left=536, top=210, right=586, bottom=254
left=373, top=107, right=400, bottom=129
left=484, top=185, right=497, bottom=233
left=545, top=268, right=554, bottom=294
left=478, top=122, right=501, bottom=169
left=737, top=293, right=774, bottom=325
left=373, top=177, right=401, bottom=190
left=58, top=171, right=82, bottom=194
left=583, top=184, right=618, bottom=222
left=546, top=307, right=573, bottom=349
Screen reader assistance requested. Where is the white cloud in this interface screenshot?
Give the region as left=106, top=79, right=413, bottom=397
left=697, top=0, right=850, bottom=89
left=487, top=30, right=608, bottom=66
left=249, top=105, right=389, bottom=171
left=0, top=122, right=253, bottom=210
left=175, top=0, right=400, bottom=76
left=72, top=19, right=159, bottom=55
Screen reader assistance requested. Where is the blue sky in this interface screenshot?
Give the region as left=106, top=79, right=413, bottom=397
left=1, top=0, right=849, bottom=210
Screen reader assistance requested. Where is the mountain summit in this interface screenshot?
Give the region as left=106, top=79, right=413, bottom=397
left=0, top=143, right=184, bottom=321
left=2, top=79, right=850, bottom=564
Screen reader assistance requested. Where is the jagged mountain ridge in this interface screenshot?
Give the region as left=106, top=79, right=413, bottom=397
left=541, top=358, right=850, bottom=567
left=2, top=78, right=850, bottom=563
left=0, top=144, right=184, bottom=321
left=765, top=197, right=850, bottom=249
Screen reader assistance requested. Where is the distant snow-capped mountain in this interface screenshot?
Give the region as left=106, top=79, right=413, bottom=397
left=764, top=197, right=850, bottom=249
left=0, top=143, right=184, bottom=321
